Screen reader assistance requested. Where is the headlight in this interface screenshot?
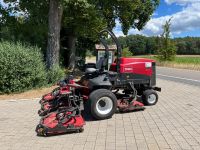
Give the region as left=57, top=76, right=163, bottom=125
left=145, top=62, right=152, bottom=68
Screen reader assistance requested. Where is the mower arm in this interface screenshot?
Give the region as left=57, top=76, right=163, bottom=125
left=153, top=87, right=161, bottom=92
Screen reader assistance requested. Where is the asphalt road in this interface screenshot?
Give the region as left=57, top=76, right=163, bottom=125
left=157, top=67, right=200, bottom=86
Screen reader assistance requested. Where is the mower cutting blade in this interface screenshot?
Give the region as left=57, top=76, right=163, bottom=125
left=36, top=106, right=85, bottom=136
left=118, top=100, right=145, bottom=113
left=36, top=124, right=84, bottom=136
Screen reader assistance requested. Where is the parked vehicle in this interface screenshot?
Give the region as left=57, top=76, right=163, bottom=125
left=36, top=29, right=161, bottom=136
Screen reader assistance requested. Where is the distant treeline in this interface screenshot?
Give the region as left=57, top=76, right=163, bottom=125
left=116, top=35, right=200, bottom=55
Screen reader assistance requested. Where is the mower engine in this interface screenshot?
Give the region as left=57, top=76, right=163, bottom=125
left=109, top=57, right=157, bottom=88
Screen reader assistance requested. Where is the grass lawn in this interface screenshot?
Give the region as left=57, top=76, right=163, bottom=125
left=135, top=55, right=200, bottom=70
left=137, top=55, right=200, bottom=64
left=173, top=57, right=200, bottom=64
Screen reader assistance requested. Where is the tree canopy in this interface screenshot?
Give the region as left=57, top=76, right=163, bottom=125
left=1, top=0, right=160, bottom=68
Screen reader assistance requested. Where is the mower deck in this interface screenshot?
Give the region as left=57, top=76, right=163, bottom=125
left=117, top=100, right=145, bottom=113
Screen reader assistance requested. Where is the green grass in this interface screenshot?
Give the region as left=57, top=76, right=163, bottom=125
left=135, top=55, right=200, bottom=64
left=134, top=55, right=200, bottom=70
left=173, top=57, right=200, bottom=64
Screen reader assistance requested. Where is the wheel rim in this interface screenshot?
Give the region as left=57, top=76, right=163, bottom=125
left=147, top=94, right=157, bottom=104
left=96, top=97, right=113, bottom=115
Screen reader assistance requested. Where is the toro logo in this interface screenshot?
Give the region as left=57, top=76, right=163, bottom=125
left=124, top=67, right=133, bottom=71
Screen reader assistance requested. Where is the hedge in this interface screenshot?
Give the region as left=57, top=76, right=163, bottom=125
left=0, top=41, right=47, bottom=94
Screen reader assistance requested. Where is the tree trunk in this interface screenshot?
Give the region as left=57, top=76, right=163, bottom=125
left=46, top=0, right=63, bottom=69
left=67, top=35, right=77, bottom=69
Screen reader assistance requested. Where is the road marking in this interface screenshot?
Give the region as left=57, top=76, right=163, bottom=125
left=157, top=74, right=200, bottom=83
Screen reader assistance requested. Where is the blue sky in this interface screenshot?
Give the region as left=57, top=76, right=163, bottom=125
left=114, top=0, right=200, bottom=37
left=154, top=0, right=183, bottom=17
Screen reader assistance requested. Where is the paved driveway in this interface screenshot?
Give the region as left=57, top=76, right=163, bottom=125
left=1, top=79, right=200, bottom=150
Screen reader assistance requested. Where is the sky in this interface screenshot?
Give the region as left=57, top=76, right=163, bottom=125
left=114, top=0, right=200, bottom=37
left=1, top=0, right=200, bottom=38
left=0, top=0, right=7, bottom=7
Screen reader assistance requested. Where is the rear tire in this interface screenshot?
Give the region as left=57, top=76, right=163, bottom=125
left=36, top=125, right=47, bottom=136
left=88, top=89, right=117, bottom=120
left=79, top=128, right=84, bottom=133
left=143, top=89, right=158, bottom=106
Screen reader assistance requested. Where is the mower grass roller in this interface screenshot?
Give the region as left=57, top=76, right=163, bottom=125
left=36, top=29, right=161, bottom=136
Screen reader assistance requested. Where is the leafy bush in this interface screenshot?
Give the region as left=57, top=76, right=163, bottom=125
left=47, top=65, right=65, bottom=84
left=122, top=47, right=133, bottom=57
left=0, top=41, right=47, bottom=94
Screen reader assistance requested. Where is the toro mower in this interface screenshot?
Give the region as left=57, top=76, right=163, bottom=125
left=36, top=29, right=161, bottom=136
left=77, top=29, right=161, bottom=119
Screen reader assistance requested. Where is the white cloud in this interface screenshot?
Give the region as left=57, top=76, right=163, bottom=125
left=113, top=20, right=125, bottom=37
left=144, top=2, right=200, bottom=36
left=165, top=0, right=200, bottom=5
left=114, top=1, right=200, bottom=37
left=114, top=30, right=125, bottom=37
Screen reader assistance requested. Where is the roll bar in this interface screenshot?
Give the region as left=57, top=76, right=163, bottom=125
left=99, top=29, right=122, bottom=73
left=99, top=37, right=109, bottom=60
left=99, top=37, right=109, bottom=70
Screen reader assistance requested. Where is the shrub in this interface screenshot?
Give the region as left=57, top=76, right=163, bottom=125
left=0, top=41, right=47, bottom=94
left=122, top=47, right=133, bottom=57
left=47, top=65, right=66, bottom=84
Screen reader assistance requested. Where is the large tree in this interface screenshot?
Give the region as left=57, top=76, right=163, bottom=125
left=62, top=0, right=159, bottom=68
left=93, top=0, right=159, bottom=34
left=61, top=0, right=106, bottom=68
left=2, top=0, right=159, bottom=68
left=1, top=0, right=48, bottom=49
left=2, top=0, right=61, bottom=69
left=46, top=0, right=63, bottom=68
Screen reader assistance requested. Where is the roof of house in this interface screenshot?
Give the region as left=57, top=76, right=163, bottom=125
left=95, top=44, right=117, bottom=51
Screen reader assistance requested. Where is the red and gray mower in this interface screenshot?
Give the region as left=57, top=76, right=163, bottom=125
left=36, top=29, right=161, bottom=136
left=78, top=29, right=161, bottom=119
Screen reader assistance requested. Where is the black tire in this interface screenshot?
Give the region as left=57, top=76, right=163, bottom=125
left=88, top=89, right=117, bottom=120
left=79, top=128, right=84, bottom=133
left=143, top=89, right=158, bottom=106
left=36, top=124, right=47, bottom=136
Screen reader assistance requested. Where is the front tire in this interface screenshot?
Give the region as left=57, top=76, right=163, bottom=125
left=143, top=89, right=158, bottom=106
left=88, top=89, right=117, bottom=120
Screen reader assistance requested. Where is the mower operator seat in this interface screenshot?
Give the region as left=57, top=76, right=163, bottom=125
left=85, top=68, right=97, bottom=74
left=85, top=57, right=107, bottom=74
left=96, top=57, right=106, bottom=70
